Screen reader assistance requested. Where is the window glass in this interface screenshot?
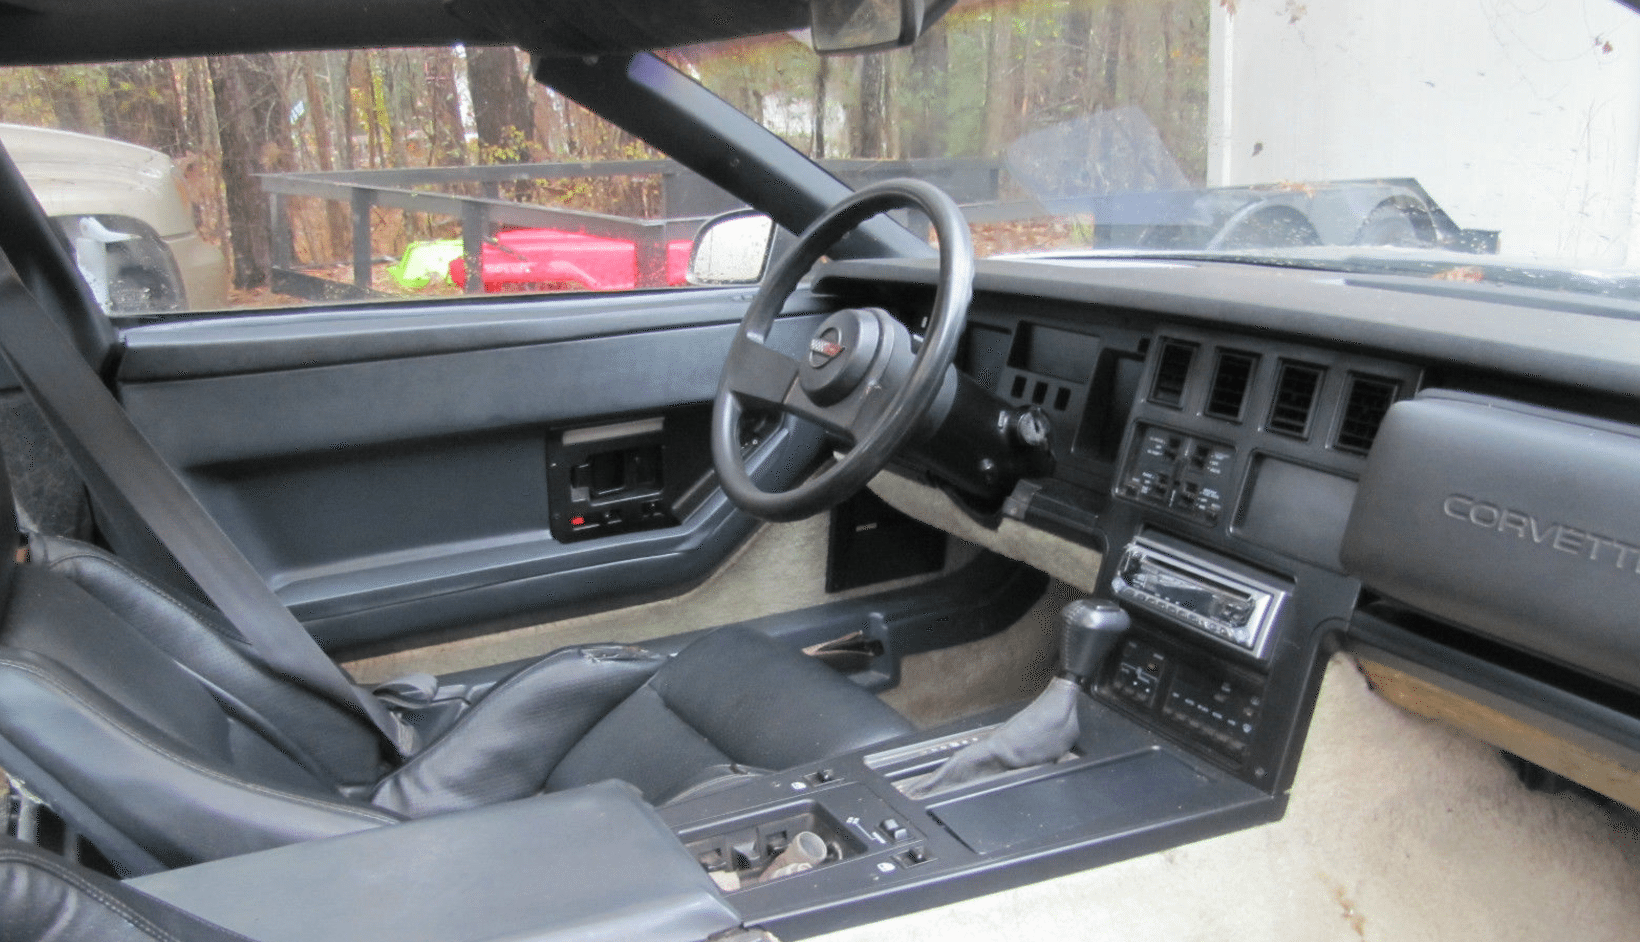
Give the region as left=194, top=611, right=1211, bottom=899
left=679, top=0, right=1640, bottom=292
left=0, top=48, right=743, bottom=318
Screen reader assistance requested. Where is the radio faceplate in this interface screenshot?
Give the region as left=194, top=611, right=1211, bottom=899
left=1112, top=535, right=1288, bottom=660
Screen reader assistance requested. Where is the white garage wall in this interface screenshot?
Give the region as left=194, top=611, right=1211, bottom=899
left=1208, top=0, right=1640, bottom=266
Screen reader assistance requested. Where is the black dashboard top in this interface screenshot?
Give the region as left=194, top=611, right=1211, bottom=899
left=815, top=256, right=1640, bottom=400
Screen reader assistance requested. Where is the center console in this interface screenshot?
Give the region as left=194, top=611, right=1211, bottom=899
left=129, top=781, right=741, bottom=942
left=660, top=691, right=1276, bottom=938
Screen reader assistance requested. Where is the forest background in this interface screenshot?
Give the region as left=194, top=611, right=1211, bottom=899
left=0, top=0, right=1208, bottom=302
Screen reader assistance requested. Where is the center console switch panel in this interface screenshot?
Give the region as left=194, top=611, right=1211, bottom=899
left=130, top=781, right=739, bottom=942
left=1105, top=634, right=1267, bottom=768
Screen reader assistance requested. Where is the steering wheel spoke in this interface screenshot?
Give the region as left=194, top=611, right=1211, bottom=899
left=723, top=333, right=801, bottom=409
left=772, top=376, right=884, bottom=447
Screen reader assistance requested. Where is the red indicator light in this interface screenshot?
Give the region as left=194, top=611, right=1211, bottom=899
left=570, top=516, right=585, bottom=527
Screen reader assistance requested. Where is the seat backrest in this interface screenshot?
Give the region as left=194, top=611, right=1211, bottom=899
left=0, top=469, right=397, bottom=874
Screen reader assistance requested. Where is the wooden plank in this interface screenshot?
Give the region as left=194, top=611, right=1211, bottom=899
left=1356, top=655, right=1640, bottom=810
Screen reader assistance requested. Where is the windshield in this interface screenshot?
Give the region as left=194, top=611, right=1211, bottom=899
left=678, top=0, right=1640, bottom=291
left=1, top=0, right=1635, bottom=317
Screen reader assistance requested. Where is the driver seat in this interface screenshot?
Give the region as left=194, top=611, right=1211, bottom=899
left=0, top=465, right=913, bottom=874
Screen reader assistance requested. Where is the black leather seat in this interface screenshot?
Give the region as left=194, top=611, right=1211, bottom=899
left=0, top=468, right=914, bottom=874
left=0, top=836, right=253, bottom=942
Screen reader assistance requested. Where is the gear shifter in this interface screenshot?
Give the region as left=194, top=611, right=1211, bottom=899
left=1059, top=598, right=1131, bottom=687
left=902, top=597, right=1131, bottom=799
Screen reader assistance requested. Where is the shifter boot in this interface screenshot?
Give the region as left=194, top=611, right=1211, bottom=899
left=902, top=677, right=1081, bottom=799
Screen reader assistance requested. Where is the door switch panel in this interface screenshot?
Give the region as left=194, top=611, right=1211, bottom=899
left=548, top=419, right=677, bottom=542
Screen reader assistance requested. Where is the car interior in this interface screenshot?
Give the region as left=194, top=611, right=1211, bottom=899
left=0, top=0, right=1639, bottom=940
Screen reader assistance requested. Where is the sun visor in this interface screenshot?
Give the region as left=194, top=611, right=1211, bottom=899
left=448, top=0, right=810, bottom=57
left=1341, top=391, right=1640, bottom=693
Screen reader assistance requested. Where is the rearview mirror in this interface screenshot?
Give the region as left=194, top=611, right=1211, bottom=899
left=809, top=0, right=958, bottom=54
left=688, top=211, right=775, bottom=286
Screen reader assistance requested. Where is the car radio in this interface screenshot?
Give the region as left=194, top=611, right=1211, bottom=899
left=1112, top=535, right=1287, bottom=660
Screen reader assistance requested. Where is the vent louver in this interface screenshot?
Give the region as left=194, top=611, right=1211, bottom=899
left=1335, top=375, right=1399, bottom=453
left=1267, top=362, right=1324, bottom=438
left=1150, top=341, right=1195, bottom=408
left=1205, top=350, right=1258, bottom=421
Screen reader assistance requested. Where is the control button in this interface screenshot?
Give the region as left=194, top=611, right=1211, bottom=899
left=802, top=768, right=839, bottom=787
left=880, top=818, right=910, bottom=843
left=901, top=846, right=931, bottom=866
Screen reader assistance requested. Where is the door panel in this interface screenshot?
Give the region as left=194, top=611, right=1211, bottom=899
left=112, top=289, right=828, bottom=653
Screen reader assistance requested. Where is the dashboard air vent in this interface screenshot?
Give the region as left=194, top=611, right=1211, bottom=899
left=1204, top=350, right=1258, bottom=421
left=1267, top=361, right=1324, bottom=438
left=1335, top=375, right=1399, bottom=453
left=1149, top=340, right=1195, bottom=408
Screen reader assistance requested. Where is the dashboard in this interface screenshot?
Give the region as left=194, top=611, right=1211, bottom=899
left=813, top=254, right=1640, bottom=804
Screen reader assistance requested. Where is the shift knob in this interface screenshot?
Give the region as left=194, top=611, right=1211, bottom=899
left=1059, top=598, right=1130, bottom=686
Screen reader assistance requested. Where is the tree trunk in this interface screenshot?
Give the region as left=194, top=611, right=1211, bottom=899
left=425, top=48, right=469, bottom=166
left=302, top=62, right=350, bottom=262
left=361, top=51, right=385, bottom=169
left=812, top=56, right=829, bottom=159
left=983, top=10, right=1018, bottom=153
left=208, top=53, right=290, bottom=290
left=466, top=46, right=535, bottom=163
left=1100, top=0, right=1128, bottom=110
left=904, top=30, right=948, bottom=158
left=855, top=54, right=891, bottom=159
left=1059, top=1, right=1095, bottom=119
left=334, top=52, right=356, bottom=171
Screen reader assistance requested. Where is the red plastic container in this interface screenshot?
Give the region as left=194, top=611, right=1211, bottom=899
left=448, top=228, right=691, bottom=292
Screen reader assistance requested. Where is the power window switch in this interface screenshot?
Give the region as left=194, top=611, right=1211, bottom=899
left=896, top=846, right=931, bottom=867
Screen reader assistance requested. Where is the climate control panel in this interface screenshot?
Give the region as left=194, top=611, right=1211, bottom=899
left=1117, top=425, right=1235, bottom=524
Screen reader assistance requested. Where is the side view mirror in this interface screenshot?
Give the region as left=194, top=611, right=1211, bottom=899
left=688, top=211, right=775, bottom=286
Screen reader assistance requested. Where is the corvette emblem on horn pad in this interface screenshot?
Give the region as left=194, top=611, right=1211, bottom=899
left=809, top=334, right=846, bottom=365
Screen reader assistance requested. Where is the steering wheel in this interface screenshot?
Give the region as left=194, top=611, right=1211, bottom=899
left=711, top=179, right=974, bottom=522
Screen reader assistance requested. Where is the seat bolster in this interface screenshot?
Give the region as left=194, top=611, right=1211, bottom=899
left=28, top=535, right=384, bottom=786
left=372, top=645, right=664, bottom=817
left=652, top=626, right=916, bottom=771
left=0, top=652, right=397, bottom=872
left=0, top=838, right=256, bottom=942
left=544, top=684, right=738, bottom=804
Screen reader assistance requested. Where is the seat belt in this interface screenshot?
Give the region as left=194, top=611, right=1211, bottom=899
left=0, top=257, right=415, bottom=758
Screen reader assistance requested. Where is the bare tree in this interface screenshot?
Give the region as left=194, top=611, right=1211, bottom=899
left=466, top=46, right=535, bottom=163
left=425, top=48, right=469, bottom=166
left=209, top=53, right=292, bottom=289
left=854, top=53, right=892, bottom=159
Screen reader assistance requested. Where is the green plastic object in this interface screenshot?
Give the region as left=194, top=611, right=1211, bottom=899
left=385, top=239, right=464, bottom=290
